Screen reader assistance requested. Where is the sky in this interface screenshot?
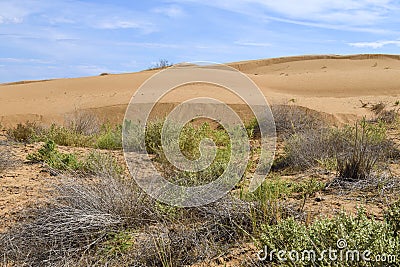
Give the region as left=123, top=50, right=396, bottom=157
left=1, top=0, right=400, bottom=83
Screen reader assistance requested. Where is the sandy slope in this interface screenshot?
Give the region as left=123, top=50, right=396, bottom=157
left=1, top=54, right=400, bottom=126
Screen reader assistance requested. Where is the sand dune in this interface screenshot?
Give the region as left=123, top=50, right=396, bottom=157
left=1, top=54, right=399, bottom=126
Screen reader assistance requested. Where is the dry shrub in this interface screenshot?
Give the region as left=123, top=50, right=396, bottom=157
left=0, top=206, right=121, bottom=265
left=6, top=121, right=42, bottom=143
left=282, top=120, right=397, bottom=175
left=107, top=197, right=252, bottom=266
left=0, top=150, right=253, bottom=266
left=271, top=105, right=327, bottom=136
left=66, top=110, right=101, bottom=135
left=376, top=109, right=399, bottom=124
left=282, top=128, right=335, bottom=169
left=335, top=121, right=393, bottom=180
left=328, top=171, right=400, bottom=199
left=370, top=102, right=386, bottom=115
left=0, top=153, right=156, bottom=266
left=148, top=59, right=173, bottom=70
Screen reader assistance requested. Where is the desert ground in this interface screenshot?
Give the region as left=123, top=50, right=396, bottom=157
left=0, top=54, right=399, bottom=266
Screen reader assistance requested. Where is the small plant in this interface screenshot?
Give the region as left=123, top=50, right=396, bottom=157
left=95, top=124, right=122, bottom=150
left=244, top=178, right=302, bottom=229
left=385, top=200, right=400, bottom=238
left=6, top=121, right=42, bottom=143
left=27, top=140, right=82, bottom=171
left=98, top=231, right=135, bottom=258
left=149, top=59, right=173, bottom=70
left=83, top=151, right=124, bottom=177
left=293, top=178, right=325, bottom=196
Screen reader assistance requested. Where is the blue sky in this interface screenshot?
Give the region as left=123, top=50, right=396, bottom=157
left=1, top=0, right=400, bottom=83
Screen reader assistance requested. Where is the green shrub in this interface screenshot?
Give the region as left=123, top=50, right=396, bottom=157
left=244, top=178, right=325, bottom=228
left=27, top=140, right=82, bottom=171
left=122, top=120, right=145, bottom=151
left=386, top=200, right=400, bottom=238
left=83, top=151, right=124, bottom=177
left=98, top=231, right=135, bottom=258
left=95, top=124, right=122, bottom=150
left=144, top=120, right=165, bottom=154
left=38, top=124, right=94, bottom=147
left=259, top=208, right=400, bottom=266
left=153, top=122, right=235, bottom=187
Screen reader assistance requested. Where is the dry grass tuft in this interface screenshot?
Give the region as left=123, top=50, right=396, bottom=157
left=66, top=110, right=101, bottom=136
left=271, top=105, right=327, bottom=137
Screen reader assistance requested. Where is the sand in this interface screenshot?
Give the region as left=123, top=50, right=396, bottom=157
left=1, top=54, right=400, bottom=126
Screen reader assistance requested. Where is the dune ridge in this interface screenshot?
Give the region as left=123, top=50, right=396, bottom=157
left=1, top=54, right=399, bottom=126
left=228, top=54, right=400, bottom=72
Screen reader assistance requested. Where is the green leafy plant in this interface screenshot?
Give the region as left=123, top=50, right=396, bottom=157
left=259, top=208, right=400, bottom=266
left=99, top=231, right=135, bottom=258
left=385, top=200, right=400, bottom=238
left=95, top=124, right=122, bottom=150
left=27, top=140, right=82, bottom=171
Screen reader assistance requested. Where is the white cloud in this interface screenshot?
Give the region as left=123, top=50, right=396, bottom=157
left=175, top=0, right=397, bottom=32
left=348, top=40, right=400, bottom=48
left=0, top=16, right=23, bottom=24
left=234, top=41, right=272, bottom=47
left=114, top=41, right=181, bottom=48
left=244, top=0, right=392, bottom=25
left=0, top=1, right=34, bottom=24
left=153, top=5, right=185, bottom=18
left=0, top=1, right=156, bottom=32
left=95, top=20, right=144, bottom=29
left=0, top=57, right=53, bottom=64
